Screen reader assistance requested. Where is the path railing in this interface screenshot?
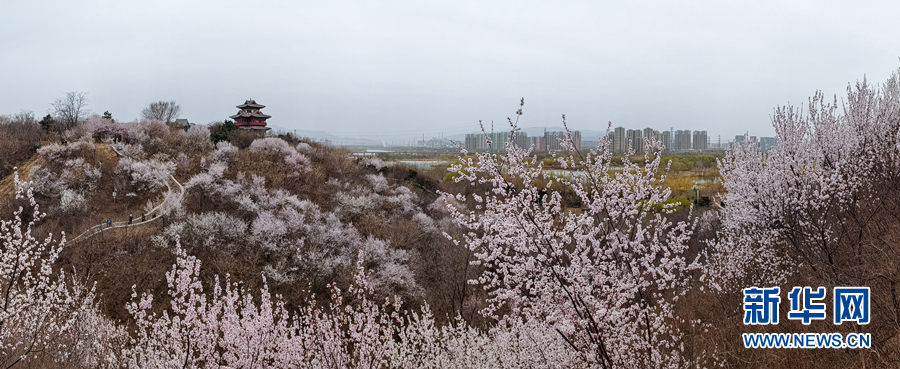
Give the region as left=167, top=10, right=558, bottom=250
left=66, top=143, right=184, bottom=245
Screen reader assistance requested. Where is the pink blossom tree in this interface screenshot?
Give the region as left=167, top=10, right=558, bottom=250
left=708, top=72, right=900, bottom=291
left=445, top=102, right=697, bottom=368
left=249, top=137, right=311, bottom=174
left=0, top=173, right=122, bottom=367
left=116, top=156, right=176, bottom=192
left=697, top=70, right=900, bottom=367
left=127, top=241, right=401, bottom=368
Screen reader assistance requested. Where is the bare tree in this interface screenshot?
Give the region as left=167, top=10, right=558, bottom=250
left=11, top=110, right=36, bottom=125
left=51, top=91, right=89, bottom=132
left=140, top=101, right=182, bottom=124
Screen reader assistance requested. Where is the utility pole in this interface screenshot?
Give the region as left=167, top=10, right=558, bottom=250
left=670, top=127, right=674, bottom=151
left=490, top=120, right=494, bottom=155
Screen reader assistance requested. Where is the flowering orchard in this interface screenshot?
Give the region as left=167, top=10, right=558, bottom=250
left=7, top=68, right=900, bottom=367
left=126, top=240, right=403, bottom=369
left=3, top=109, right=703, bottom=367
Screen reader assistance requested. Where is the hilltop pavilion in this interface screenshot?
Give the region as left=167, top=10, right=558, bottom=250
left=230, top=99, right=271, bottom=133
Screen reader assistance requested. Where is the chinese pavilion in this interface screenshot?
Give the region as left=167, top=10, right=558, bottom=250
left=230, top=99, right=271, bottom=133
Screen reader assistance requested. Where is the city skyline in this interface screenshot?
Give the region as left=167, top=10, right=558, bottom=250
left=274, top=121, right=773, bottom=148
left=459, top=125, right=774, bottom=154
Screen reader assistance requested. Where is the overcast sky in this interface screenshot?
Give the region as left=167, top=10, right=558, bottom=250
left=2, top=0, right=899, bottom=142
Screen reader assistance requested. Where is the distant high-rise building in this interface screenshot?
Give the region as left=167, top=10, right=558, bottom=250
left=626, top=129, right=643, bottom=154
left=732, top=134, right=745, bottom=150
left=611, top=127, right=626, bottom=155
left=674, top=130, right=692, bottom=152
left=733, top=134, right=760, bottom=150
left=605, top=131, right=614, bottom=153
left=661, top=130, right=672, bottom=154
left=544, top=131, right=581, bottom=152
left=759, top=137, right=777, bottom=151
left=465, top=133, right=491, bottom=152
left=692, top=130, right=708, bottom=151
left=642, top=128, right=659, bottom=151
left=544, top=131, right=565, bottom=152
left=528, top=136, right=541, bottom=151
left=464, top=132, right=531, bottom=153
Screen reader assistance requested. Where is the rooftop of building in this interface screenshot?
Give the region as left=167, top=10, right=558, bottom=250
left=236, top=99, right=265, bottom=109
left=229, top=111, right=272, bottom=119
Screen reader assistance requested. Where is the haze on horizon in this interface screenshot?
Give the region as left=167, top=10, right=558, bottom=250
left=2, top=0, right=899, bottom=142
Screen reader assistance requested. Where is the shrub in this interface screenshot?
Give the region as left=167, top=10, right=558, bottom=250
left=116, top=156, right=175, bottom=192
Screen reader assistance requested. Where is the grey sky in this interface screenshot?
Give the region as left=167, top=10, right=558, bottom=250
left=2, top=0, right=899, bottom=142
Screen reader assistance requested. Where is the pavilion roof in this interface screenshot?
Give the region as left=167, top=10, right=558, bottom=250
left=236, top=99, right=265, bottom=109
left=229, top=111, right=272, bottom=119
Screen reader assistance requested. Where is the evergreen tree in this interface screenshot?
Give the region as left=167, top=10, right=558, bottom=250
left=38, top=114, right=54, bottom=132
left=210, top=120, right=238, bottom=144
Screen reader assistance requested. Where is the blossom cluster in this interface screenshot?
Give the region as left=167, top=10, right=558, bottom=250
left=249, top=137, right=311, bottom=174
left=707, top=71, right=900, bottom=291
left=29, top=140, right=102, bottom=213
left=177, top=148, right=424, bottom=299
left=116, top=156, right=176, bottom=192
left=445, top=118, right=697, bottom=367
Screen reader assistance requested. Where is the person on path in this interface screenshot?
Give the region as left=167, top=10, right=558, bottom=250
left=107, top=218, right=111, bottom=228
left=141, top=214, right=146, bottom=222
left=128, top=214, right=133, bottom=224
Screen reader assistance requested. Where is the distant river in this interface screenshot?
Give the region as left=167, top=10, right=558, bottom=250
left=397, top=160, right=449, bottom=169
left=542, top=169, right=587, bottom=178
left=396, top=162, right=629, bottom=176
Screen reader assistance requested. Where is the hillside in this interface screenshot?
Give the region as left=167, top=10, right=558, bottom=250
left=0, top=117, right=480, bottom=328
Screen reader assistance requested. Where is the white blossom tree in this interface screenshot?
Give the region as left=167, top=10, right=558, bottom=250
left=127, top=241, right=401, bottom=368
left=116, top=156, right=176, bottom=193
left=696, top=69, right=900, bottom=367
left=0, top=173, right=122, bottom=367
left=707, top=72, right=900, bottom=291
left=445, top=102, right=697, bottom=368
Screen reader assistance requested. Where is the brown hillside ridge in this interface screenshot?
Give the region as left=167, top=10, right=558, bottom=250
left=0, top=142, right=120, bottom=201
left=0, top=155, right=44, bottom=201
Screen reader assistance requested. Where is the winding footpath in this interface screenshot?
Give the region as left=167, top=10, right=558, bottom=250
left=66, top=143, right=184, bottom=245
